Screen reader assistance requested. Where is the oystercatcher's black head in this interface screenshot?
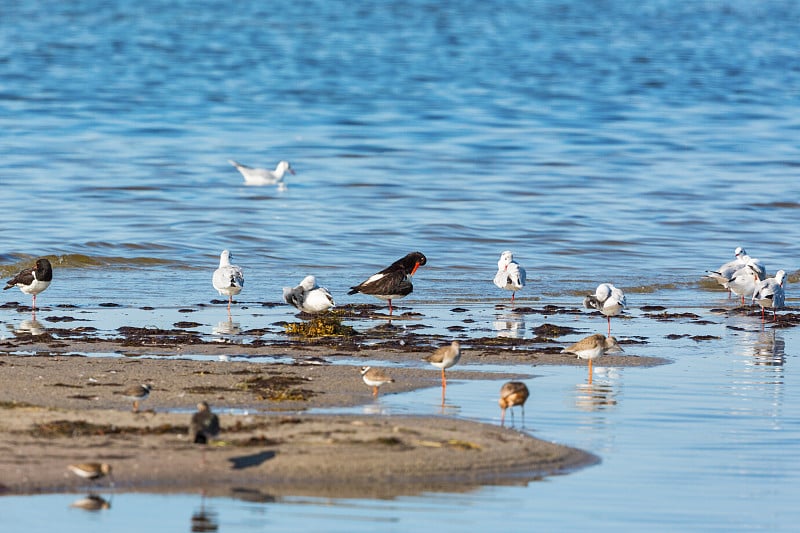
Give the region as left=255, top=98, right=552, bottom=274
left=35, top=258, right=53, bottom=282
left=395, top=251, right=426, bottom=275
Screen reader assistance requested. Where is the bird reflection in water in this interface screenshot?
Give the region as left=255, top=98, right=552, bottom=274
left=191, top=491, right=219, bottom=532
left=70, top=494, right=112, bottom=511
left=212, top=318, right=240, bottom=336
left=752, top=330, right=786, bottom=367
left=493, top=311, right=525, bottom=339
left=230, top=486, right=276, bottom=504
left=9, top=318, right=46, bottom=337
left=574, top=368, right=620, bottom=412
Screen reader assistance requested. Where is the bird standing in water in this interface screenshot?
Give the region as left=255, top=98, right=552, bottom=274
left=423, top=340, right=461, bottom=389
left=348, top=252, right=427, bottom=315
left=4, top=257, right=53, bottom=313
left=583, top=283, right=626, bottom=336
left=752, top=269, right=786, bottom=322
left=212, top=250, right=244, bottom=314
left=499, top=381, right=529, bottom=426
left=493, top=251, right=526, bottom=303
left=562, top=334, right=623, bottom=384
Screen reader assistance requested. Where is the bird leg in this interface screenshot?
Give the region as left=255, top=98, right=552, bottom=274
left=588, top=359, right=593, bottom=385
left=607, top=316, right=611, bottom=336
left=500, top=408, right=506, bottom=426
left=388, top=299, right=393, bottom=316
left=132, top=401, right=139, bottom=413
left=372, top=386, right=378, bottom=397
left=441, top=369, right=447, bottom=389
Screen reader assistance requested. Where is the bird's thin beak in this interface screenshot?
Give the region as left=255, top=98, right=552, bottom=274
left=289, top=168, right=296, bottom=175
left=411, top=262, right=420, bottom=276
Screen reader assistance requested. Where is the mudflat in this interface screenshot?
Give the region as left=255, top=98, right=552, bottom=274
left=0, top=349, right=608, bottom=498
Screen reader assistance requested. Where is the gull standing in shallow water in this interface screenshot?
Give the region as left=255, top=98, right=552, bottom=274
left=583, top=283, right=626, bottom=336
left=3, top=257, right=53, bottom=312
left=562, top=334, right=623, bottom=384
left=493, top=251, right=526, bottom=303
left=705, top=246, right=749, bottom=295
left=348, top=252, right=427, bottom=316
left=213, top=250, right=244, bottom=313
left=727, top=258, right=766, bottom=306
left=360, top=366, right=395, bottom=397
left=499, top=381, right=529, bottom=426
left=283, top=275, right=335, bottom=314
left=752, top=269, right=786, bottom=322
left=228, top=160, right=295, bottom=187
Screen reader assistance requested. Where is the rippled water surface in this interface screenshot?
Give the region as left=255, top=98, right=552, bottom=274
left=2, top=0, right=800, bottom=530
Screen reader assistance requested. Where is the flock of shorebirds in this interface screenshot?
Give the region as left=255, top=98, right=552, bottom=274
left=3, top=239, right=788, bottom=487
left=65, top=399, right=219, bottom=492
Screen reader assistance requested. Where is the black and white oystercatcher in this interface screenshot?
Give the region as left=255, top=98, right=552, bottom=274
left=3, top=257, right=53, bottom=311
left=348, top=252, right=427, bottom=315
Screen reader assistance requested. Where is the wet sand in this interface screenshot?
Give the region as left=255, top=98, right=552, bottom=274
left=0, top=305, right=677, bottom=498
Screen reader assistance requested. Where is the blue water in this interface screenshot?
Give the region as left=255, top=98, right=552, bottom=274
left=2, top=0, right=800, bottom=530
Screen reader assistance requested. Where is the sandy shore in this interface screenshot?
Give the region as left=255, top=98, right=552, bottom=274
left=0, top=321, right=668, bottom=498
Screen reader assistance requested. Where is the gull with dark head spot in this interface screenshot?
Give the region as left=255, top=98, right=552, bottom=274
left=752, top=269, right=787, bottom=322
